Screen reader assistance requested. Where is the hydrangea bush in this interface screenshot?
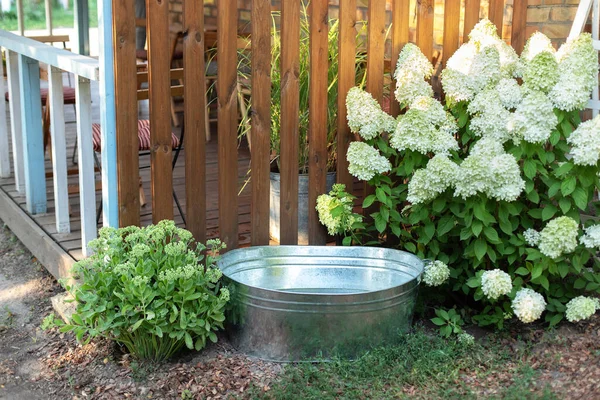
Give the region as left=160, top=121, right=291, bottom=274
left=59, top=221, right=230, bottom=361
left=318, top=20, right=600, bottom=328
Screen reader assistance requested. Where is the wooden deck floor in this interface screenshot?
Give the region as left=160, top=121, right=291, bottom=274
left=0, top=77, right=253, bottom=268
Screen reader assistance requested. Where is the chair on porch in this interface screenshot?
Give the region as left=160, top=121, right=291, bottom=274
left=92, top=68, right=187, bottom=225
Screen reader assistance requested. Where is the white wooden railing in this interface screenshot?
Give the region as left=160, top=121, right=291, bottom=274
left=0, top=29, right=113, bottom=256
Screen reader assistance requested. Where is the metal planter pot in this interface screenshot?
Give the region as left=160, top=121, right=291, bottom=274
left=217, top=246, right=424, bottom=362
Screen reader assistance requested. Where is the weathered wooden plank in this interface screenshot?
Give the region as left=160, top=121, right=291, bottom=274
left=511, top=0, right=528, bottom=54
left=18, top=55, right=47, bottom=215
left=147, top=0, right=174, bottom=224
left=463, top=0, right=481, bottom=39
left=308, top=0, right=329, bottom=245
left=48, top=66, right=70, bottom=233
left=0, top=50, right=10, bottom=178
left=183, top=0, right=207, bottom=243
left=488, top=0, right=505, bottom=37
left=279, top=0, right=300, bottom=245
left=113, top=0, right=140, bottom=227
left=442, top=0, right=461, bottom=68
left=250, top=0, right=271, bottom=246
left=337, top=0, right=357, bottom=190
left=416, top=0, right=435, bottom=61
left=367, top=0, right=386, bottom=105
left=6, top=51, right=24, bottom=193
left=218, top=0, right=239, bottom=249
left=390, top=0, right=410, bottom=117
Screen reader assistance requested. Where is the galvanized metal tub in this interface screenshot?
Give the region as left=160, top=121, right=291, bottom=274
left=217, top=246, right=424, bottom=362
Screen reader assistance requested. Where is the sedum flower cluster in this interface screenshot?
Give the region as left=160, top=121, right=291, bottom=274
left=511, top=288, right=547, bottom=323
left=407, top=155, right=459, bottom=204
left=567, top=115, right=600, bottom=166
left=316, top=184, right=363, bottom=236
left=346, top=87, right=397, bottom=140
left=580, top=224, right=600, bottom=249
left=423, top=260, right=451, bottom=287
left=347, top=142, right=391, bottom=181
left=394, top=43, right=434, bottom=108
left=481, top=269, right=513, bottom=300
left=537, top=216, right=579, bottom=259
left=565, top=296, right=600, bottom=322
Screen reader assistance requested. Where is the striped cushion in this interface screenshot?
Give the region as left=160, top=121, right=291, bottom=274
left=5, top=87, right=76, bottom=104
left=91, top=120, right=180, bottom=152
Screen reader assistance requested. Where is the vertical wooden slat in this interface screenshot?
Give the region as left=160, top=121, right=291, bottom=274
left=7, top=51, right=25, bottom=193
left=442, top=0, right=461, bottom=68
left=308, top=0, right=328, bottom=245
left=463, top=0, right=481, bottom=39
left=147, top=0, right=174, bottom=223
left=251, top=0, right=271, bottom=246
left=390, top=0, right=410, bottom=117
left=488, top=0, right=505, bottom=37
left=48, top=66, right=70, bottom=233
left=416, top=0, right=435, bottom=61
left=113, top=0, right=139, bottom=227
left=337, top=0, right=357, bottom=189
left=76, top=76, right=97, bottom=256
left=45, top=0, right=53, bottom=35
left=218, top=0, right=239, bottom=249
left=17, top=55, right=46, bottom=215
left=16, top=0, right=24, bottom=35
left=280, top=0, right=300, bottom=245
left=183, top=0, right=207, bottom=243
left=0, top=50, right=10, bottom=178
left=511, top=0, right=528, bottom=54
left=367, top=0, right=386, bottom=105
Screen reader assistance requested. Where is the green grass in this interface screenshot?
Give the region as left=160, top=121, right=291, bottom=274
left=0, top=0, right=98, bottom=32
left=247, top=326, right=558, bottom=400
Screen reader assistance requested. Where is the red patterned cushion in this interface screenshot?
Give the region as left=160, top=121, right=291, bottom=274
left=5, top=87, right=76, bottom=104
left=91, top=120, right=180, bottom=152
left=136, top=49, right=148, bottom=61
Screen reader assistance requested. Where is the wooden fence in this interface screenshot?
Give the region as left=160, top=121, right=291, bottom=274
left=114, top=0, right=528, bottom=250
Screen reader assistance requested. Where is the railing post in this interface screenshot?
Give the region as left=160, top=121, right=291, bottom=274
left=17, top=54, right=46, bottom=214
left=48, top=66, right=70, bottom=233
left=0, top=49, right=10, bottom=178
left=6, top=50, right=25, bottom=193
left=75, top=76, right=97, bottom=255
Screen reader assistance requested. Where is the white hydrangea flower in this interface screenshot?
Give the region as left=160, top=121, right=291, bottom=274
left=423, top=260, right=451, bottom=287
left=487, top=153, right=527, bottom=201
left=394, top=69, right=434, bottom=109
left=580, top=224, right=600, bottom=248
left=512, top=288, right=546, bottom=323
left=315, top=184, right=362, bottom=236
left=407, top=155, right=459, bottom=204
left=496, top=78, right=523, bottom=110
left=538, top=216, right=579, bottom=259
left=468, top=89, right=513, bottom=143
left=468, top=19, right=500, bottom=47
left=441, top=43, right=478, bottom=102
left=390, top=96, right=459, bottom=155
left=565, top=296, right=599, bottom=322
left=481, top=269, right=513, bottom=300
left=566, top=115, right=600, bottom=166
left=395, top=43, right=434, bottom=79
left=523, top=229, right=541, bottom=246
left=346, top=87, right=397, bottom=140
left=510, top=90, right=557, bottom=144
left=346, top=142, right=391, bottom=181
left=550, top=33, right=598, bottom=111
left=522, top=51, right=559, bottom=93
left=521, top=32, right=556, bottom=61
left=469, top=45, right=503, bottom=91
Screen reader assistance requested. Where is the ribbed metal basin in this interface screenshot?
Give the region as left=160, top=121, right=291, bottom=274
left=217, top=246, right=423, bottom=362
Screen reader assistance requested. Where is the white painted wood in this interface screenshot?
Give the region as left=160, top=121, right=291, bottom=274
left=569, top=0, right=593, bottom=41
left=49, top=66, right=70, bottom=234
left=16, top=0, right=24, bottom=36
left=6, top=51, right=24, bottom=193
left=75, top=76, right=97, bottom=256
left=45, top=0, right=53, bottom=35
left=0, top=30, right=99, bottom=81
left=0, top=49, right=11, bottom=178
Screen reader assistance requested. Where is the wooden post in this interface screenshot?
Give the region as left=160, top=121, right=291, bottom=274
left=489, top=0, right=505, bottom=37
left=48, top=66, right=70, bottom=233
left=390, top=0, right=410, bottom=117
left=16, top=0, right=24, bottom=35
left=442, top=0, right=461, bottom=68
left=337, top=0, right=356, bottom=190
left=463, top=0, right=481, bottom=39
left=250, top=0, right=271, bottom=246
left=76, top=76, right=97, bottom=256
left=280, top=0, right=300, bottom=245
left=6, top=51, right=24, bottom=193
left=183, top=0, right=207, bottom=243
left=217, top=0, right=239, bottom=249
left=511, top=0, right=528, bottom=54
left=113, top=0, right=140, bottom=227
left=416, top=0, right=435, bottom=61
left=45, top=0, right=53, bottom=35
left=74, top=0, right=90, bottom=55
left=367, top=0, right=386, bottom=105
left=0, top=49, right=10, bottom=178
left=97, top=0, right=119, bottom=227
left=308, top=0, right=328, bottom=245
left=17, top=55, right=46, bottom=215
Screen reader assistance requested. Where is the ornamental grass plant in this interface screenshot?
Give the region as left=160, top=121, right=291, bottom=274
left=317, top=19, right=600, bottom=329
left=59, top=221, right=230, bottom=362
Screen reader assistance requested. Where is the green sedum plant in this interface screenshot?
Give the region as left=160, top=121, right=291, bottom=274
left=317, top=19, right=600, bottom=328
left=60, top=221, right=230, bottom=361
